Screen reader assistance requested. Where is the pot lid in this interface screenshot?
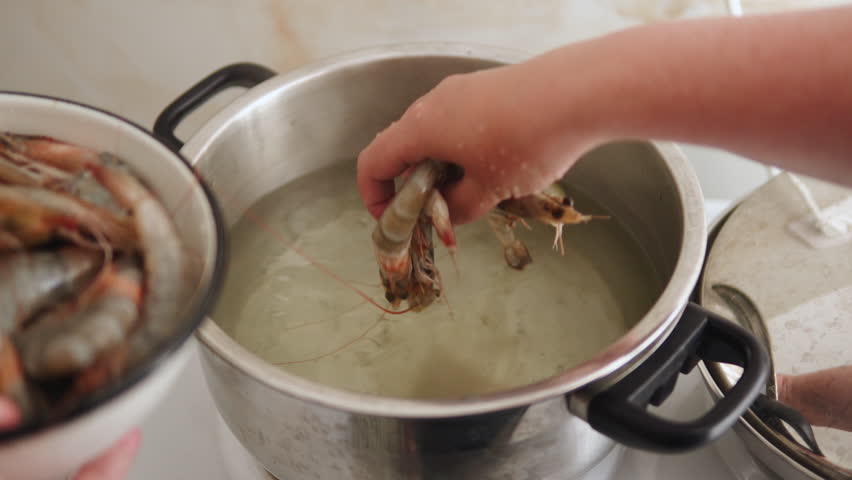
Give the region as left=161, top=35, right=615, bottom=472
left=699, top=172, right=852, bottom=476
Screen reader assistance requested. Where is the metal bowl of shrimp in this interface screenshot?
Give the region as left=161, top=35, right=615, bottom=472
left=152, top=44, right=769, bottom=479
left=0, top=91, right=226, bottom=480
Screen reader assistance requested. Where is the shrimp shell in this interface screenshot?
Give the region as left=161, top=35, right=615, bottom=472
left=0, top=247, right=103, bottom=333
left=372, top=159, right=445, bottom=308
left=16, top=258, right=143, bottom=379
left=0, top=185, right=137, bottom=250
left=87, top=164, right=189, bottom=358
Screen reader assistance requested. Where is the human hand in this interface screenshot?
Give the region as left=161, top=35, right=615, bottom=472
left=776, top=366, right=852, bottom=433
left=0, top=397, right=141, bottom=480
left=357, top=57, right=603, bottom=225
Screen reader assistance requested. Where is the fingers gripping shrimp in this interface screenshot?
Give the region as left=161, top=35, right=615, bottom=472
left=372, top=159, right=457, bottom=310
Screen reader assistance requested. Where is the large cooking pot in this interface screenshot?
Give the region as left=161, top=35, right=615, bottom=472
left=153, top=44, right=770, bottom=479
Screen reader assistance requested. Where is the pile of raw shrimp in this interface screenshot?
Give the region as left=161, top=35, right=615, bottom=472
left=0, top=132, right=186, bottom=424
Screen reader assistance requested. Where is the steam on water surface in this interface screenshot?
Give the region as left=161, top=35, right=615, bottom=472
left=212, top=163, right=662, bottom=399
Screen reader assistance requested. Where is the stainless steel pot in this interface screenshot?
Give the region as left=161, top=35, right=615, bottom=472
left=153, top=44, right=770, bottom=479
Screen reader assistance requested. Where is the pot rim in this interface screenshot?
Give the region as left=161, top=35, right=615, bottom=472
left=0, top=91, right=228, bottom=442
left=186, top=43, right=707, bottom=418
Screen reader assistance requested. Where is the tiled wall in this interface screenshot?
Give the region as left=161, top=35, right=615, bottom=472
left=1, top=0, right=847, bottom=199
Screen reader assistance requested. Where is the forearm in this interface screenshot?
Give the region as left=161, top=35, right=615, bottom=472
left=524, top=6, right=852, bottom=184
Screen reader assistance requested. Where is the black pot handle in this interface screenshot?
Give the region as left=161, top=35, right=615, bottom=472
left=153, top=63, right=277, bottom=152
left=586, top=302, right=770, bottom=453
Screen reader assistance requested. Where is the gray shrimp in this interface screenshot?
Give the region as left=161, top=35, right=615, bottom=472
left=0, top=247, right=103, bottom=333
left=15, top=258, right=143, bottom=379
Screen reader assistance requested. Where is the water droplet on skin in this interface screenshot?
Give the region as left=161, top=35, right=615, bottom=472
left=520, top=161, right=528, bottom=170
left=512, top=186, right=521, bottom=197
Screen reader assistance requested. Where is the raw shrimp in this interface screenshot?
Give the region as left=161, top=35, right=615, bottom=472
left=1, top=134, right=133, bottom=215
left=0, top=184, right=136, bottom=250
left=371, top=159, right=458, bottom=310
left=497, top=183, right=610, bottom=256
left=15, top=258, right=143, bottom=379
left=0, top=247, right=103, bottom=333
left=2, top=133, right=189, bottom=350
left=0, top=134, right=73, bottom=188
left=372, top=159, right=609, bottom=308
left=88, top=164, right=188, bottom=354
left=0, top=130, right=190, bottom=422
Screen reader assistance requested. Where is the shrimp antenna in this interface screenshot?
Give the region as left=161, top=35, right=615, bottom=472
left=235, top=202, right=411, bottom=315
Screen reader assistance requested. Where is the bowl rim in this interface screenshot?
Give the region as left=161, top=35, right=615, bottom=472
left=186, top=43, right=707, bottom=419
left=0, top=90, right=228, bottom=443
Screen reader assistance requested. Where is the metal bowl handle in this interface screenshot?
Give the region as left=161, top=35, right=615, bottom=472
left=153, top=63, right=277, bottom=152
left=586, top=302, right=770, bottom=453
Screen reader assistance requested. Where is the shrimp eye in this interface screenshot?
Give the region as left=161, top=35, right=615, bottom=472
left=562, top=197, right=574, bottom=207
left=385, top=291, right=396, bottom=303
left=399, top=291, right=409, bottom=300
left=551, top=207, right=564, bottom=220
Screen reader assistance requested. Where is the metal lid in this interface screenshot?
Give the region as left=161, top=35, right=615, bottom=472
left=698, top=172, right=852, bottom=478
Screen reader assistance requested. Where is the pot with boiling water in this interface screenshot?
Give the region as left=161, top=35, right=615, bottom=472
left=153, top=44, right=770, bottom=479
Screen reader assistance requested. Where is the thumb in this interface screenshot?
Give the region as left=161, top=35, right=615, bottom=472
left=73, top=429, right=141, bottom=480
left=0, top=398, right=20, bottom=430
left=357, top=120, right=425, bottom=219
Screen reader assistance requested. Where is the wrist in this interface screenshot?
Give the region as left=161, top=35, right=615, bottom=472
left=514, top=38, right=629, bottom=153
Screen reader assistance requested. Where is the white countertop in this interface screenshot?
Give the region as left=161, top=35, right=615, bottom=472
left=127, top=199, right=754, bottom=480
